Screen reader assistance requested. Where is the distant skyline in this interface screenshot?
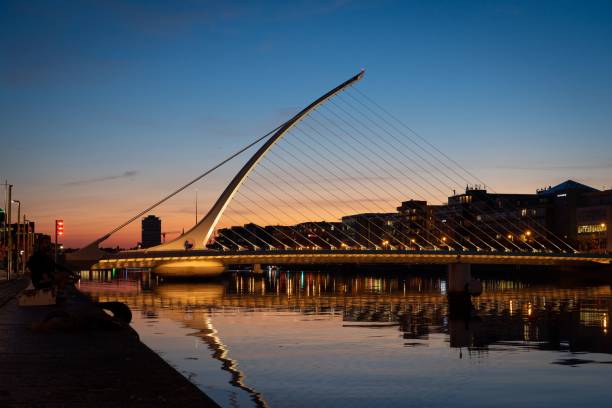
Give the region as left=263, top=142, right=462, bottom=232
left=2, top=0, right=612, bottom=248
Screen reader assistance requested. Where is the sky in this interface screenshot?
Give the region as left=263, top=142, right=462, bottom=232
left=1, top=0, right=612, bottom=248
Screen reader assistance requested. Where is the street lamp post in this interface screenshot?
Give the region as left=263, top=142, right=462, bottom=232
left=23, top=215, right=29, bottom=275
left=6, top=184, right=12, bottom=280
left=12, top=200, right=20, bottom=276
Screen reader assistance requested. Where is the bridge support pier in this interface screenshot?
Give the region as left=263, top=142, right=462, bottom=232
left=252, top=264, right=263, bottom=274
left=447, top=263, right=471, bottom=294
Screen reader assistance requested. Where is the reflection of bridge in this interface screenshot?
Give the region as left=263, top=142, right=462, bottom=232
left=84, top=279, right=611, bottom=319
left=80, top=273, right=612, bottom=354
left=70, top=71, right=611, bottom=276
left=79, top=272, right=612, bottom=404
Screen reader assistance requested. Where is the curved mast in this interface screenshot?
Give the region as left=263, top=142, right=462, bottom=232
left=147, top=70, right=365, bottom=251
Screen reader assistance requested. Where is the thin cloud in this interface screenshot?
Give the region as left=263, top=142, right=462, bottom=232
left=63, top=170, right=138, bottom=186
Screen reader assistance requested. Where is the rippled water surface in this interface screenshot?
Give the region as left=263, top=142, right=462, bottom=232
left=79, top=269, right=612, bottom=408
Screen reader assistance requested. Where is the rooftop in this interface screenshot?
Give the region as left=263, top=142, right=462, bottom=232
left=537, top=180, right=599, bottom=196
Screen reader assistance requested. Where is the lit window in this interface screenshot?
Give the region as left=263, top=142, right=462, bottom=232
left=577, top=224, right=607, bottom=234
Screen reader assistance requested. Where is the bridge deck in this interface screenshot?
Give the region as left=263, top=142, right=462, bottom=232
left=93, top=249, right=612, bottom=269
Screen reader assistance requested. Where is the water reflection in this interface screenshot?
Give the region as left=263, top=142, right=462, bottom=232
left=186, top=312, right=268, bottom=408
left=78, top=269, right=612, bottom=407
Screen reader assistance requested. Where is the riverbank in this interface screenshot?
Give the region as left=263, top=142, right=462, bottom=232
left=0, top=279, right=219, bottom=407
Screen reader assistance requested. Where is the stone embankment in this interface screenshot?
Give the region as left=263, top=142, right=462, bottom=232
left=0, top=278, right=219, bottom=407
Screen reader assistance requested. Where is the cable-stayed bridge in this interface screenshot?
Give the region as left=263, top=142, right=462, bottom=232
left=68, top=71, right=611, bottom=279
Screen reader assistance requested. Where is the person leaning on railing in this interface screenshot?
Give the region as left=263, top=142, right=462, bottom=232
left=26, top=236, right=73, bottom=293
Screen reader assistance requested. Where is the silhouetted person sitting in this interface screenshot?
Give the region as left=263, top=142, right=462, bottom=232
left=27, top=236, right=72, bottom=292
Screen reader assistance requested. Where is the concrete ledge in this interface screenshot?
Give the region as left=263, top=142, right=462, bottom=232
left=0, top=279, right=219, bottom=407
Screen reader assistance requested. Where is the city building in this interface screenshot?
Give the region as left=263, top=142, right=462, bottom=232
left=0, top=220, right=36, bottom=274
left=575, top=189, right=612, bottom=253
left=267, top=225, right=299, bottom=249
left=433, top=180, right=609, bottom=252
left=397, top=200, right=439, bottom=249
left=369, top=180, right=609, bottom=252
left=424, top=186, right=545, bottom=251
left=141, top=215, right=161, bottom=248
left=341, top=213, right=398, bottom=248
left=293, top=221, right=344, bottom=249
left=207, top=179, right=610, bottom=254
left=536, top=180, right=599, bottom=244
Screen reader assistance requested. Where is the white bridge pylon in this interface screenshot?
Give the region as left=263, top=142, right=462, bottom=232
left=146, top=71, right=366, bottom=252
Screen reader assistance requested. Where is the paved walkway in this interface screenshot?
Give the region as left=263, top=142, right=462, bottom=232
left=0, top=279, right=219, bottom=407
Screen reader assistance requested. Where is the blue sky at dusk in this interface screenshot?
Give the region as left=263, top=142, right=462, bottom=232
left=1, top=0, right=612, bottom=247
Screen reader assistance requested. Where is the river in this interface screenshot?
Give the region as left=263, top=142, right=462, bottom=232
left=78, top=268, right=612, bottom=408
